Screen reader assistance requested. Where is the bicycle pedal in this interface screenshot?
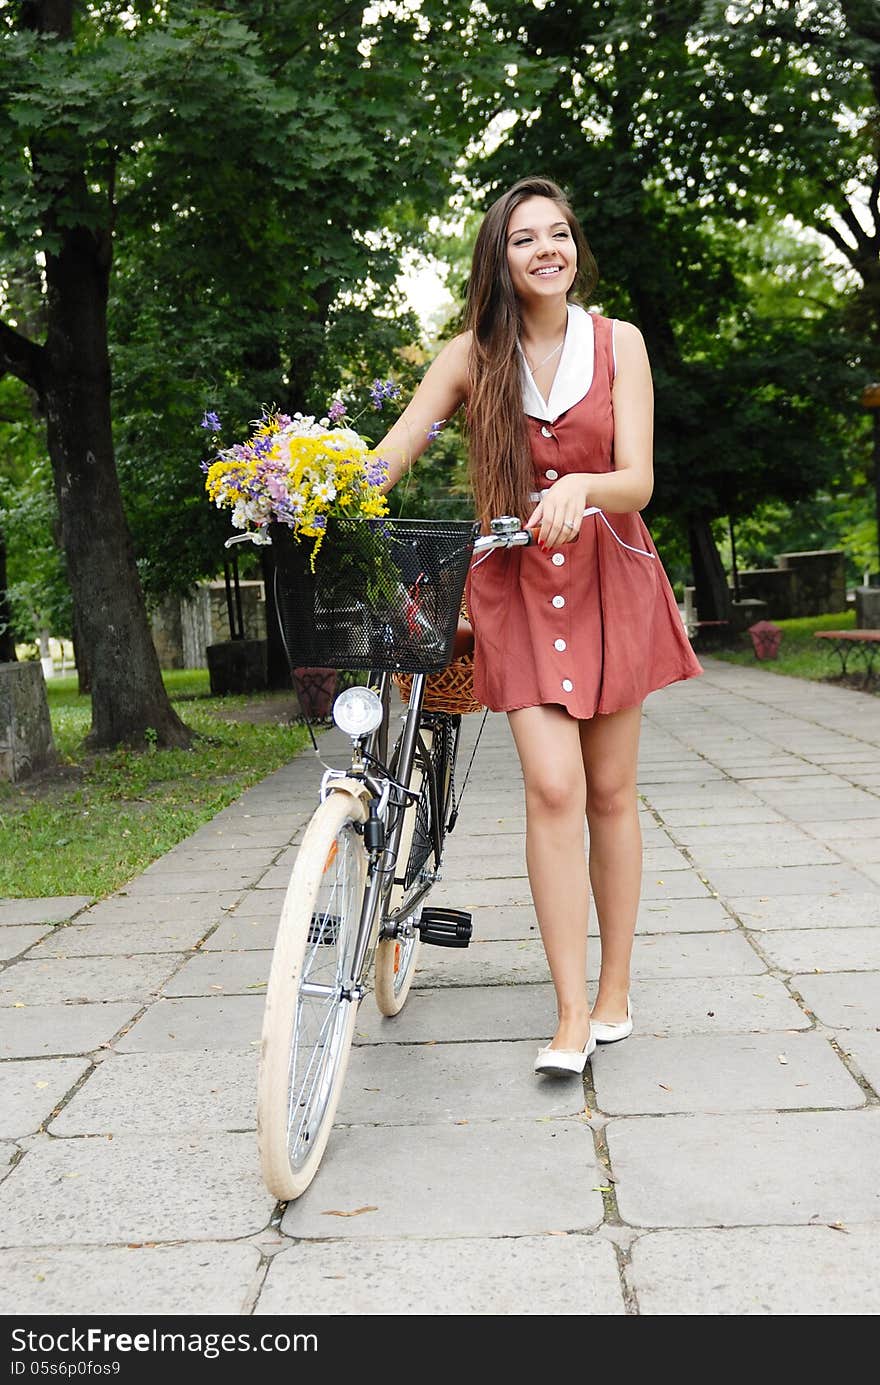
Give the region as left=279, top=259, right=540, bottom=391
left=418, top=907, right=473, bottom=948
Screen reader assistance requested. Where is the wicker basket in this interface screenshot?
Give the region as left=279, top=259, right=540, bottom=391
left=394, top=653, right=483, bottom=715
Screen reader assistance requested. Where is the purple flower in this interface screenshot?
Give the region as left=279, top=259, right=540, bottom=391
left=366, top=458, right=389, bottom=486
left=369, top=378, right=401, bottom=410
left=201, top=411, right=221, bottom=432
left=328, top=398, right=347, bottom=425
left=427, top=419, right=446, bottom=442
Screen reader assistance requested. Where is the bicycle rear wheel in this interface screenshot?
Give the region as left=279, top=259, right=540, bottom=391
left=257, top=790, right=368, bottom=1200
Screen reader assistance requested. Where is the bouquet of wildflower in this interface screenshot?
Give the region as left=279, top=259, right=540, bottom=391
left=201, top=400, right=394, bottom=568
left=201, top=385, right=456, bottom=667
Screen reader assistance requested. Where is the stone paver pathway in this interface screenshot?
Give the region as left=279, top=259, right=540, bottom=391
left=1, top=659, right=879, bottom=1315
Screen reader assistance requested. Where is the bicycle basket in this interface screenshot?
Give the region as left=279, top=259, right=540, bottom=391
left=269, top=517, right=479, bottom=673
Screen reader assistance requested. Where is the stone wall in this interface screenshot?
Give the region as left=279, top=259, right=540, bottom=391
left=0, top=662, right=56, bottom=783
left=734, top=550, right=847, bottom=621
left=151, top=581, right=267, bottom=669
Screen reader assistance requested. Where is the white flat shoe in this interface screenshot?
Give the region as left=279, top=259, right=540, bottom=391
left=534, top=1028, right=596, bottom=1076
left=590, top=996, right=633, bottom=1044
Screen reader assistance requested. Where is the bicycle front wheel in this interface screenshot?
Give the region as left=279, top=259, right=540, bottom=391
left=257, top=790, right=368, bottom=1200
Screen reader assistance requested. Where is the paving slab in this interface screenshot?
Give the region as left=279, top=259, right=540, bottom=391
left=755, top=926, right=880, bottom=973
left=280, top=1120, right=604, bottom=1240
left=656, top=806, right=787, bottom=828
left=203, top=916, right=281, bottom=951
left=608, top=1109, right=880, bottom=1227
left=630, top=1226, right=880, bottom=1315
left=0, top=925, right=55, bottom=960
left=636, top=898, right=735, bottom=933
left=0, top=1134, right=274, bottom=1245
left=114, top=996, right=264, bottom=1053
left=184, top=821, right=303, bottom=849
left=50, top=1050, right=258, bottom=1136
left=729, top=893, right=880, bottom=931
left=336, top=1040, right=589, bottom=1126
left=592, top=1033, right=863, bottom=1115
left=353, top=983, right=558, bottom=1046
left=835, top=1030, right=880, bottom=1096
left=160, top=950, right=270, bottom=997
left=0, top=1242, right=262, bottom=1316
left=142, top=847, right=280, bottom=875
left=700, top=864, right=877, bottom=899
left=0, top=898, right=92, bottom=926
left=123, top=867, right=267, bottom=896
left=411, top=931, right=765, bottom=990
left=82, top=892, right=242, bottom=925
left=0, top=1143, right=17, bottom=1185
left=1, top=1058, right=91, bottom=1137
left=0, top=1003, right=140, bottom=1059
left=230, top=889, right=287, bottom=919
left=256, top=1235, right=625, bottom=1316
left=793, top=972, right=880, bottom=1029
left=752, top=794, right=880, bottom=823
left=27, top=917, right=214, bottom=959
left=0, top=954, right=182, bottom=1007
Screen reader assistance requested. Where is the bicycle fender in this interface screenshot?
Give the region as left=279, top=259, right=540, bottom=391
left=323, top=777, right=371, bottom=819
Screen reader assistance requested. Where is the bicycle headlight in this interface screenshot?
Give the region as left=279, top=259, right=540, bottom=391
left=332, top=686, right=383, bottom=739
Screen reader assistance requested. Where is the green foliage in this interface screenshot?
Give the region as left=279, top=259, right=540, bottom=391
left=0, top=378, right=70, bottom=641
left=0, top=0, right=515, bottom=604
left=460, top=0, right=877, bottom=574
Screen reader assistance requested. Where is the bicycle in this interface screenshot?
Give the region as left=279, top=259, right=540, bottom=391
left=228, top=514, right=532, bottom=1200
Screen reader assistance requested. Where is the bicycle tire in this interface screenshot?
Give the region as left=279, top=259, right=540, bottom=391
left=373, top=726, right=433, bottom=1016
left=257, top=789, right=368, bottom=1201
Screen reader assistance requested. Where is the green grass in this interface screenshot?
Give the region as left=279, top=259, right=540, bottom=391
left=0, top=674, right=311, bottom=899
left=711, top=610, right=867, bottom=683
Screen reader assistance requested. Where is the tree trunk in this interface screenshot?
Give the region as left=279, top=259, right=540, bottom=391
left=688, top=514, right=732, bottom=623
left=11, top=0, right=190, bottom=749
left=71, top=599, right=91, bottom=695
left=42, top=224, right=190, bottom=747
left=0, top=526, right=17, bottom=662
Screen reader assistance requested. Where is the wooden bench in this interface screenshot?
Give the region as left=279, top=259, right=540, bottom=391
left=814, top=629, right=880, bottom=680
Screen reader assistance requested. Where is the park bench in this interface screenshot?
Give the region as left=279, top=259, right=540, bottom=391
left=814, top=629, right=880, bottom=680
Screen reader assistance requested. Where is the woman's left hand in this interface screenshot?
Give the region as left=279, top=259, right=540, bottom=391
left=525, top=474, right=591, bottom=549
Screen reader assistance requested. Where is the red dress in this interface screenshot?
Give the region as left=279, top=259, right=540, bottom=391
left=465, top=310, right=702, bottom=718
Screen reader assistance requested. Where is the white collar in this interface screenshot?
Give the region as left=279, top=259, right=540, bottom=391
left=519, top=303, right=595, bottom=423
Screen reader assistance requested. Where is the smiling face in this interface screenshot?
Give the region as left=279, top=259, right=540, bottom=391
left=505, top=195, right=578, bottom=303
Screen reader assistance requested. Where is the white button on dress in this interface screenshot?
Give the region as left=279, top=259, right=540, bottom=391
left=540, top=425, right=553, bottom=438
left=545, top=468, right=559, bottom=480
left=554, top=639, right=567, bottom=651
left=562, top=679, right=574, bottom=692
left=552, top=595, right=565, bottom=609
left=551, top=553, right=565, bottom=566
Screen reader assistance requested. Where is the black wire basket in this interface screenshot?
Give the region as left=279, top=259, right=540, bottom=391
left=269, top=517, right=479, bottom=673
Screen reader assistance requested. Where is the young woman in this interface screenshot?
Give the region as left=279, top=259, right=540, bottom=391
left=376, top=176, right=702, bottom=1076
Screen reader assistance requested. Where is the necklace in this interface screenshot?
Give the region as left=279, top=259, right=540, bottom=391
left=524, top=334, right=565, bottom=375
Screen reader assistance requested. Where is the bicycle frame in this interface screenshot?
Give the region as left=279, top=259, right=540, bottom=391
left=322, top=668, right=434, bottom=999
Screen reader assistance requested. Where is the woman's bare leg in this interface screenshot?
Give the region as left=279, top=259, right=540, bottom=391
left=508, top=704, right=591, bottom=1052
left=579, top=704, right=642, bottom=1023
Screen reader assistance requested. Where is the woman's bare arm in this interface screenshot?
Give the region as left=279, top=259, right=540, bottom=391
left=374, top=333, right=471, bottom=492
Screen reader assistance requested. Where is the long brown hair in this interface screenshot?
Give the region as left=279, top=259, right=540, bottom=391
left=463, top=177, right=598, bottom=527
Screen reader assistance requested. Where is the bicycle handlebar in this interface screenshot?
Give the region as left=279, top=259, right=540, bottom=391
left=224, top=516, right=534, bottom=551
